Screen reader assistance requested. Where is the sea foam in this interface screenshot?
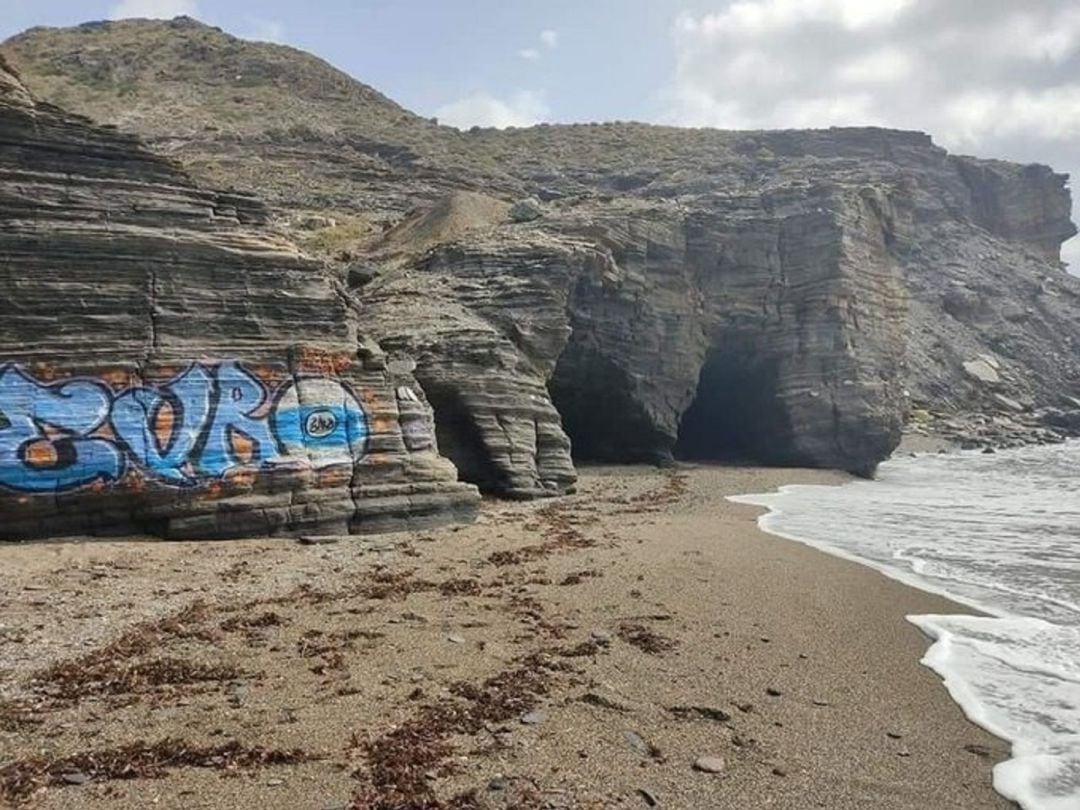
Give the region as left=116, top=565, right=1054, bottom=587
left=731, top=443, right=1080, bottom=810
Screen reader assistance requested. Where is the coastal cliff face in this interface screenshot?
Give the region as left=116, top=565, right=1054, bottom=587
left=0, top=55, right=478, bottom=539
left=364, top=186, right=908, bottom=494
left=2, top=18, right=1079, bottom=514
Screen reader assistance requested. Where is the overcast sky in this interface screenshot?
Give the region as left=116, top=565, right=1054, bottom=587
left=2, top=0, right=1077, bottom=266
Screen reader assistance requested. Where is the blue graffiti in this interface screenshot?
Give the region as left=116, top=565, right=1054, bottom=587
left=112, top=364, right=214, bottom=484
left=0, top=366, right=125, bottom=492
left=273, top=377, right=369, bottom=466
left=0, top=362, right=371, bottom=493
left=197, top=362, right=280, bottom=478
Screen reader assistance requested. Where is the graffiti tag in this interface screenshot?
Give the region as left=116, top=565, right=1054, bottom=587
left=0, top=362, right=369, bottom=493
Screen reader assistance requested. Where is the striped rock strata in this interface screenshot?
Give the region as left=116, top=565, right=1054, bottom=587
left=0, top=56, right=478, bottom=539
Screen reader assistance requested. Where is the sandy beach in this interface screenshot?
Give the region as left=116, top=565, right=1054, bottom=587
left=0, top=465, right=1013, bottom=809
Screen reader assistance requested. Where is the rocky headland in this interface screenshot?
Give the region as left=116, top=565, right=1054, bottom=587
left=1, top=17, right=1078, bottom=538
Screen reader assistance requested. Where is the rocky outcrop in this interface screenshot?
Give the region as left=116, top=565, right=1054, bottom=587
left=0, top=55, right=478, bottom=540
left=3, top=19, right=1079, bottom=502
left=360, top=185, right=908, bottom=490
left=352, top=131, right=1076, bottom=489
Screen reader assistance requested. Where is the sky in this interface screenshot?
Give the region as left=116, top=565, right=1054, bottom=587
left=1, top=0, right=1078, bottom=267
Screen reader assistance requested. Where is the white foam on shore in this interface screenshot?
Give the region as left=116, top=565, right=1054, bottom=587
left=912, top=614, right=1080, bottom=810
left=730, top=444, right=1080, bottom=810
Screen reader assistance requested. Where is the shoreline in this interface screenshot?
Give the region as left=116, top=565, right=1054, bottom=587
left=0, top=464, right=1012, bottom=809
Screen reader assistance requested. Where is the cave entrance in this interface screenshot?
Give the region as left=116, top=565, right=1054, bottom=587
left=549, top=344, right=670, bottom=463
left=674, top=346, right=793, bottom=464
left=423, top=385, right=502, bottom=492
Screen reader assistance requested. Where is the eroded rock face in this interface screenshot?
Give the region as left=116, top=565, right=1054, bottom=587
left=3, top=19, right=1079, bottom=500
left=0, top=57, right=478, bottom=539
left=362, top=186, right=908, bottom=488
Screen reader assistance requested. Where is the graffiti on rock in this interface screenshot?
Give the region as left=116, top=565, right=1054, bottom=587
left=0, top=362, right=369, bottom=493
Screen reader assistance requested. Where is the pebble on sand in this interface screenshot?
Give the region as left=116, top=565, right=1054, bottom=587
left=693, top=756, right=726, bottom=774
left=637, top=787, right=660, bottom=806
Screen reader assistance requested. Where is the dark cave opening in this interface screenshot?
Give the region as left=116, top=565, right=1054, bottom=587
left=423, top=385, right=502, bottom=492
left=674, top=348, right=793, bottom=465
left=549, top=345, right=671, bottom=463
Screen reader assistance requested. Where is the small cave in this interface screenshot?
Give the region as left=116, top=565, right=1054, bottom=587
left=422, top=385, right=503, bottom=492
left=549, top=344, right=672, bottom=463
left=674, top=347, right=795, bottom=465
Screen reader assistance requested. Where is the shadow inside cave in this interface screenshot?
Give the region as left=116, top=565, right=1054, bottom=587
left=674, top=347, right=793, bottom=465
left=423, top=385, right=502, bottom=491
left=548, top=344, right=671, bottom=464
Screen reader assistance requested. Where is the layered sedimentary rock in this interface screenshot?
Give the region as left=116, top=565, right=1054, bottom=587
left=3, top=19, right=1079, bottom=503
left=347, top=126, right=1076, bottom=492
left=0, top=56, right=478, bottom=539
left=361, top=185, right=908, bottom=491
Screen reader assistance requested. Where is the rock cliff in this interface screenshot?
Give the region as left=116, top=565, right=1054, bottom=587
left=0, top=54, right=478, bottom=539
left=2, top=18, right=1079, bottom=510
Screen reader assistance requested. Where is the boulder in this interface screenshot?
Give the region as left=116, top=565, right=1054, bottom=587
left=963, top=360, right=1002, bottom=385
left=509, top=197, right=544, bottom=223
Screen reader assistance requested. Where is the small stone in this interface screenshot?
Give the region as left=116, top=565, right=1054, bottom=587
left=962, top=359, right=1001, bottom=385
left=624, top=730, right=650, bottom=755
left=509, top=197, right=544, bottom=223
left=897, top=750, right=911, bottom=758
left=992, top=393, right=1025, bottom=413
left=772, top=766, right=788, bottom=777
left=521, top=710, right=547, bottom=725
left=693, top=756, right=726, bottom=774
left=590, top=629, right=612, bottom=644
left=488, top=776, right=508, bottom=791
left=298, top=535, right=341, bottom=545
left=447, top=634, right=465, bottom=644
left=61, top=772, right=91, bottom=785
left=637, top=787, right=660, bottom=806
left=811, top=699, right=830, bottom=707
left=886, top=731, right=903, bottom=739
left=582, top=690, right=635, bottom=713
left=266, top=778, right=285, bottom=787
left=765, top=687, right=782, bottom=697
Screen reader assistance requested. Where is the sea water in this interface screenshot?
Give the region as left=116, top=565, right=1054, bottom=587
left=731, top=443, right=1080, bottom=810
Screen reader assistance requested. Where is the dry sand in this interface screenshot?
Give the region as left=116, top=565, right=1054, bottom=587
left=0, top=465, right=1013, bottom=809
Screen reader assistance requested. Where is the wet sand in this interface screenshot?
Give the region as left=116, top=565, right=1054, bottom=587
left=0, top=465, right=1013, bottom=809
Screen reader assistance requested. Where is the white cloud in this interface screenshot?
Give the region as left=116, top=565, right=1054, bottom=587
left=940, top=85, right=1080, bottom=147
left=679, top=0, right=914, bottom=39
left=669, top=2, right=1080, bottom=143
left=243, top=18, right=285, bottom=43
left=109, top=0, right=198, bottom=19
left=434, top=90, right=549, bottom=130
left=835, top=47, right=914, bottom=84
left=519, top=29, right=559, bottom=62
